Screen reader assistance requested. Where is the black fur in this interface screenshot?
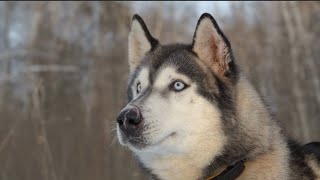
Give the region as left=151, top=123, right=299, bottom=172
left=192, top=13, right=232, bottom=55
left=287, top=140, right=316, bottom=179
left=302, top=142, right=320, bottom=162
left=132, top=14, right=159, bottom=51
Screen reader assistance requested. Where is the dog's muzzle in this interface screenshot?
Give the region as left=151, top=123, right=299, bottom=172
left=116, top=105, right=143, bottom=137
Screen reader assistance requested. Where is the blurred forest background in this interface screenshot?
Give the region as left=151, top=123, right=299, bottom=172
left=0, top=1, right=319, bottom=180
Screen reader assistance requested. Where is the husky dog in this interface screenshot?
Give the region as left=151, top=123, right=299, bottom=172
left=116, top=13, right=320, bottom=180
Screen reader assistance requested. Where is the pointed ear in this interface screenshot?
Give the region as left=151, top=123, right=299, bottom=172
left=128, top=14, right=158, bottom=73
left=192, top=13, right=236, bottom=80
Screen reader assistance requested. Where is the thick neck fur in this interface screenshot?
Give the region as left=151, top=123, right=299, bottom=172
left=136, top=77, right=290, bottom=180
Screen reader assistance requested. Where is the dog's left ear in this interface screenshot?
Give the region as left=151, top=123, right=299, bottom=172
left=128, top=14, right=159, bottom=73
left=192, top=13, right=236, bottom=80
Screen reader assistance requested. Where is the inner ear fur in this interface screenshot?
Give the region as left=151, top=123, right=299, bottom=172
left=128, top=14, right=158, bottom=73
left=192, top=13, right=236, bottom=81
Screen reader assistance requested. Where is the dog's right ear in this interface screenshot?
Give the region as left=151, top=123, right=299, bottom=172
left=192, top=13, right=237, bottom=81
left=128, top=14, right=158, bottom=73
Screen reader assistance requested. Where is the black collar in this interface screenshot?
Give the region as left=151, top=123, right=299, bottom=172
left=207, top=159, right=246, bottom=180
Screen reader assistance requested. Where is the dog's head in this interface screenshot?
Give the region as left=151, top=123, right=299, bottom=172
left=116, top=13, right=238, bottom=156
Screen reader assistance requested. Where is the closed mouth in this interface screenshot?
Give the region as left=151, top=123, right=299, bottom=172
left=126, top=132, right=177, bottom=150
left=151, top=132, right=177, bottom=146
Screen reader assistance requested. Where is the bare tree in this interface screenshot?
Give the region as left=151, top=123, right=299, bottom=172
left=0, top=2, right=319, bottom=180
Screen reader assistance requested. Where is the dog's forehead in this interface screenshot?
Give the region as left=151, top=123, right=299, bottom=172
left=146, top=44, right=207, bottom=84
left=130, top=44, right=196, bottom=83
left=147, top=44, right=195, bottom=71
left=127, top=44, right=217, bottom=98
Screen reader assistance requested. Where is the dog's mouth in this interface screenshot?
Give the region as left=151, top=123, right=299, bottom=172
left=154, top=132, right=177, bottom=145
left=125, top=132, right=177, bottom=151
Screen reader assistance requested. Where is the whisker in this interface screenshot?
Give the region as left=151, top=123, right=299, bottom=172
left=106, top=127, right=117, bottom=134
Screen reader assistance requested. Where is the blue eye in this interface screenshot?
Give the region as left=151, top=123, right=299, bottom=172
left=137, top=82, right=141, bottom=93
left=173, top=81, right=186, bottom=91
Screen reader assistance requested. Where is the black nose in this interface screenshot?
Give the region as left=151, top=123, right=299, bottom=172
left=117, top=106, right=142, bottom=134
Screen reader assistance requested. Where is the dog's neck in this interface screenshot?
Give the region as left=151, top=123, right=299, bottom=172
left=137, top=152, right=206, bottom=179
left=136, top=77, right=288, bottom=180
left=136, top=133, right=227, bottom=180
